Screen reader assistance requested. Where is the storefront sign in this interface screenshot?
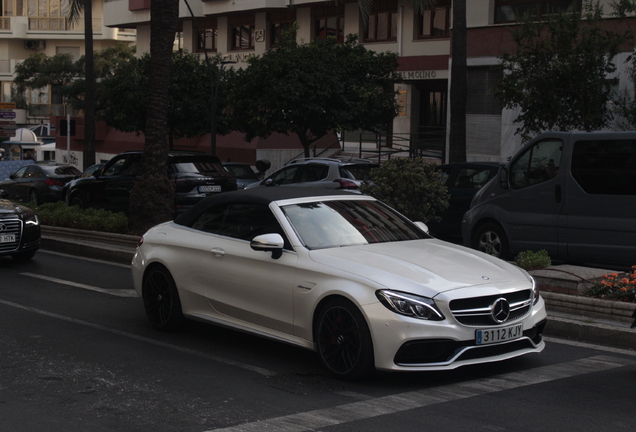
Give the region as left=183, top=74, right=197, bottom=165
left=398, top=70, right=438, bottom=80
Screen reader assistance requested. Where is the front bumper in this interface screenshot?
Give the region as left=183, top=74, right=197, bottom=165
left=364, top=294, right=548, bottom=372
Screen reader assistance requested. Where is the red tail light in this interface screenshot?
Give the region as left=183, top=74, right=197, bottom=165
left=45, top=178, right=64, bottom=186
left=333, top=179, right=359, bottom=189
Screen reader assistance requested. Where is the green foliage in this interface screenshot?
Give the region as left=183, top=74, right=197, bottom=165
left=13, top=43, right=136, bottom=113
left=226, top=29, right=401, bottom=156
left=99, top=50, right=223, bottom=144
left=515, top=250, right=552, bottom=270
left=360, top=158, right=449, bottom=223
left=495, top=1, right=633, bottom=141
left=587, top=266, right=636, bottom=303
left=28, top=202, right=128, bottom=234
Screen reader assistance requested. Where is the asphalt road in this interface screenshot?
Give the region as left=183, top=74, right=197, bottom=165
left=1, top=251, right=635, bottom=432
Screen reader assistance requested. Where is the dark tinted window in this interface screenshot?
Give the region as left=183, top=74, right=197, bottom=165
left=340, top=164, right=377, bottom=180
left=299, top=164, right=329, bottom=182
left=270, top=166, right=301, bottom=185
left=571, top=139, right=636, bottom=195
left=192, top=203, right=290, bottom=247
left=224, top=164, right=258, bottom=180
left=42, top=166, right=81, bottom=176
left=450, top=168, right=497, bottom=190
left=170, top=156, right=225, bottom=175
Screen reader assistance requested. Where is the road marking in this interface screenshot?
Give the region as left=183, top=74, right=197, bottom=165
left=40, top=249, right=131, bottom=268
left=0, top=298, right=278, bottom=377
left=545, top=336, right=636, bottom=357
left=20, top=272, right=138, bottom=298
left=204, top=355, right=635, bottom=432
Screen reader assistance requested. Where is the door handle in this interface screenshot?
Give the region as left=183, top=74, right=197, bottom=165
left=555, top=184, right=562, bottom=203
left=210, top=248, right=225, bottom=257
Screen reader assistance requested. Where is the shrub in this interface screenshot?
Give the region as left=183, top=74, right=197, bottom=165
left=587, top=266, right=636, bottom=303
left=515, top=249, right=552, bottom=270
left=360, top=158, right=449, bottom=223
left=28, top=202, right=129, bottom=234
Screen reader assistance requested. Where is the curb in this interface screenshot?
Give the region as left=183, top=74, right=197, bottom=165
left=38, top=226, right=636, bottom=351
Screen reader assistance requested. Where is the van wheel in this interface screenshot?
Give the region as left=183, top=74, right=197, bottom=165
left=473, top=222, right=509, bottom=260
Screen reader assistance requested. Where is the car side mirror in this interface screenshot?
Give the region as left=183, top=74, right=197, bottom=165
left=250, top=233, right=284, bottom=259
left=499, top=167, right=509, bottom=189
left=414, top=221, right=429, bottom=234
left=263, top=178, right=275, bottom=187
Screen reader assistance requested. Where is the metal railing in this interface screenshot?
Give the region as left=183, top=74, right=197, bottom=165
left=347, top=126, right=446, bottom=163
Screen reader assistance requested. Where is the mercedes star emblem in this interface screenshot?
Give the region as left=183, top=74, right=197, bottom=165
left=491, top=297, right=511, bottom=324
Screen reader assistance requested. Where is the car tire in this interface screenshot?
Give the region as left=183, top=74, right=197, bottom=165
left=142, top=265, right=186, bottom=331
left=315, top=297, right=375, bottom=381
left=473, top=222, right=509, bottom=260
left=11, top=250, right=37, bottom=261
left=70, top=193, right=86, bottom=209
left=29, top=189, right=39, bottom=205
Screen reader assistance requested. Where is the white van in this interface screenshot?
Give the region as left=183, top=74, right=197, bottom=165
left=462, top=131, right=636, bottom=268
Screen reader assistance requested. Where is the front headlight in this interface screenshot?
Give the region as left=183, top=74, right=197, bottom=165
left=376, top=290, right=445, bottom=321
left=531, top=277, right=540, bottom=305
left=25, top=213, right=39, bottom=226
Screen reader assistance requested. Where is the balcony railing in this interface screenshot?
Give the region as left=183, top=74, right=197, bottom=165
left=0, top=17, right=10, bottom=30
left=28, top=18, right=101, bottom=32
left=29, top=104, right=66, bottom=117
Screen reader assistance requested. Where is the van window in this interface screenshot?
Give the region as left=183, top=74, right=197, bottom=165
left=571, top=139, right=636, bottom=195
left=510, top=139, right=562, bottom=189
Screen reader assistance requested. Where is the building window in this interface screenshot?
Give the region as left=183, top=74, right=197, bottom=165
left=198, top=28, right=217, bottom=52
left=363, top=0, right=398, bottom=43
left=313, top=2, right=345, bottom=43
left=232, top=24, right=254, bottom=50
left=467, top=67, right=503, bottom=115
left=269, top=9, right=295, bottom=47
left=418, top=0, right=450, bottom=39
left=495, top=0, right=582, bottom=24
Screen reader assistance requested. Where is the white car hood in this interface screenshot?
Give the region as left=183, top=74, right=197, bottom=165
left=309, top=239, right=530, bottom=297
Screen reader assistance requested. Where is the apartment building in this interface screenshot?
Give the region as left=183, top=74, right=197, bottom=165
left=0, top=0, right=135, bottom=130
left=98, top=0, right=635, bottom=164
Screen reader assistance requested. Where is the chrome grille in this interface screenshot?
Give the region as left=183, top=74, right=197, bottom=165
left=449, top=289, right=533, bottom=326
left=0, top=217, right=22, bottom=253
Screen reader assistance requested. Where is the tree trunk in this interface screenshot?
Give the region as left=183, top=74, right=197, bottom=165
left=83, top=0, right=96, bottom=169
left=128, top=0, right=179, bottom=234
left=449, top=0, right=467, bottom=163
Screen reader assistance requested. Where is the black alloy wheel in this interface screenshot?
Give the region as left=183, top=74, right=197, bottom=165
left=316, top=298, right=374, bottom=381
left=142, top=266, right=186, bottom=331
left=70, top=194, right=86, bottom=209
left=473, top=222, right=509, bottom=260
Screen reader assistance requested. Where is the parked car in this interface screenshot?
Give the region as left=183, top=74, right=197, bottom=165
left=0, top=194, right=40, bottom=260
left=244, top=157, right=378, bottom=191
left=427, top=162, right=502, bottom=242
left=0, top=163, right=80, bottom=204
left=132, top=188, right=547, bottom=380
left=463, top=131, right=636, bottom=269
left=66, top=151, right=237, bottom=215
left=222, top=162, right=260, bottom=189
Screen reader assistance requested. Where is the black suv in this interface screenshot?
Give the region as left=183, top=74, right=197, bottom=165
left=0, top=196, right=40, bottom=260
left=65, top=151, right=237, bottom=215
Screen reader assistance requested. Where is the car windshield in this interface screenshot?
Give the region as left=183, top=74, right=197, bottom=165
left=282, top=199, right=429, bottom=249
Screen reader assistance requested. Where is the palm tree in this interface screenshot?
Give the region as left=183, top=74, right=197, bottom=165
left=67, top=0, right=96, bottom=169
left=128, top=0, right=180, bottom=234
left=357, top=0, right=467, bottom=163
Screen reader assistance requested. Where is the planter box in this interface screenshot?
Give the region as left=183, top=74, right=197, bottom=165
left=541, top=291, right=635, bottom=325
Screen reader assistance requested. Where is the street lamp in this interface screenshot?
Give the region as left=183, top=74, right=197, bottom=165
left=210, top=60, right=236, bottom=156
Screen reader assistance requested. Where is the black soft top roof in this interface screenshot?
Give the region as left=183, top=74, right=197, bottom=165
left=175, top=188, right=365, bottom=227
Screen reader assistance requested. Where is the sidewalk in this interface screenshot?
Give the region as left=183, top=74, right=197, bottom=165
left=39, top=226, right=636, bottom=351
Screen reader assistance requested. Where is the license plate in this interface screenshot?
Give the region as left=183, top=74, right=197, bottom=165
left=476, top=323, right=523, bottom=345
left=0, top=234, right=16, bottom=243
left=198, top=185, right=221, bottom=193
